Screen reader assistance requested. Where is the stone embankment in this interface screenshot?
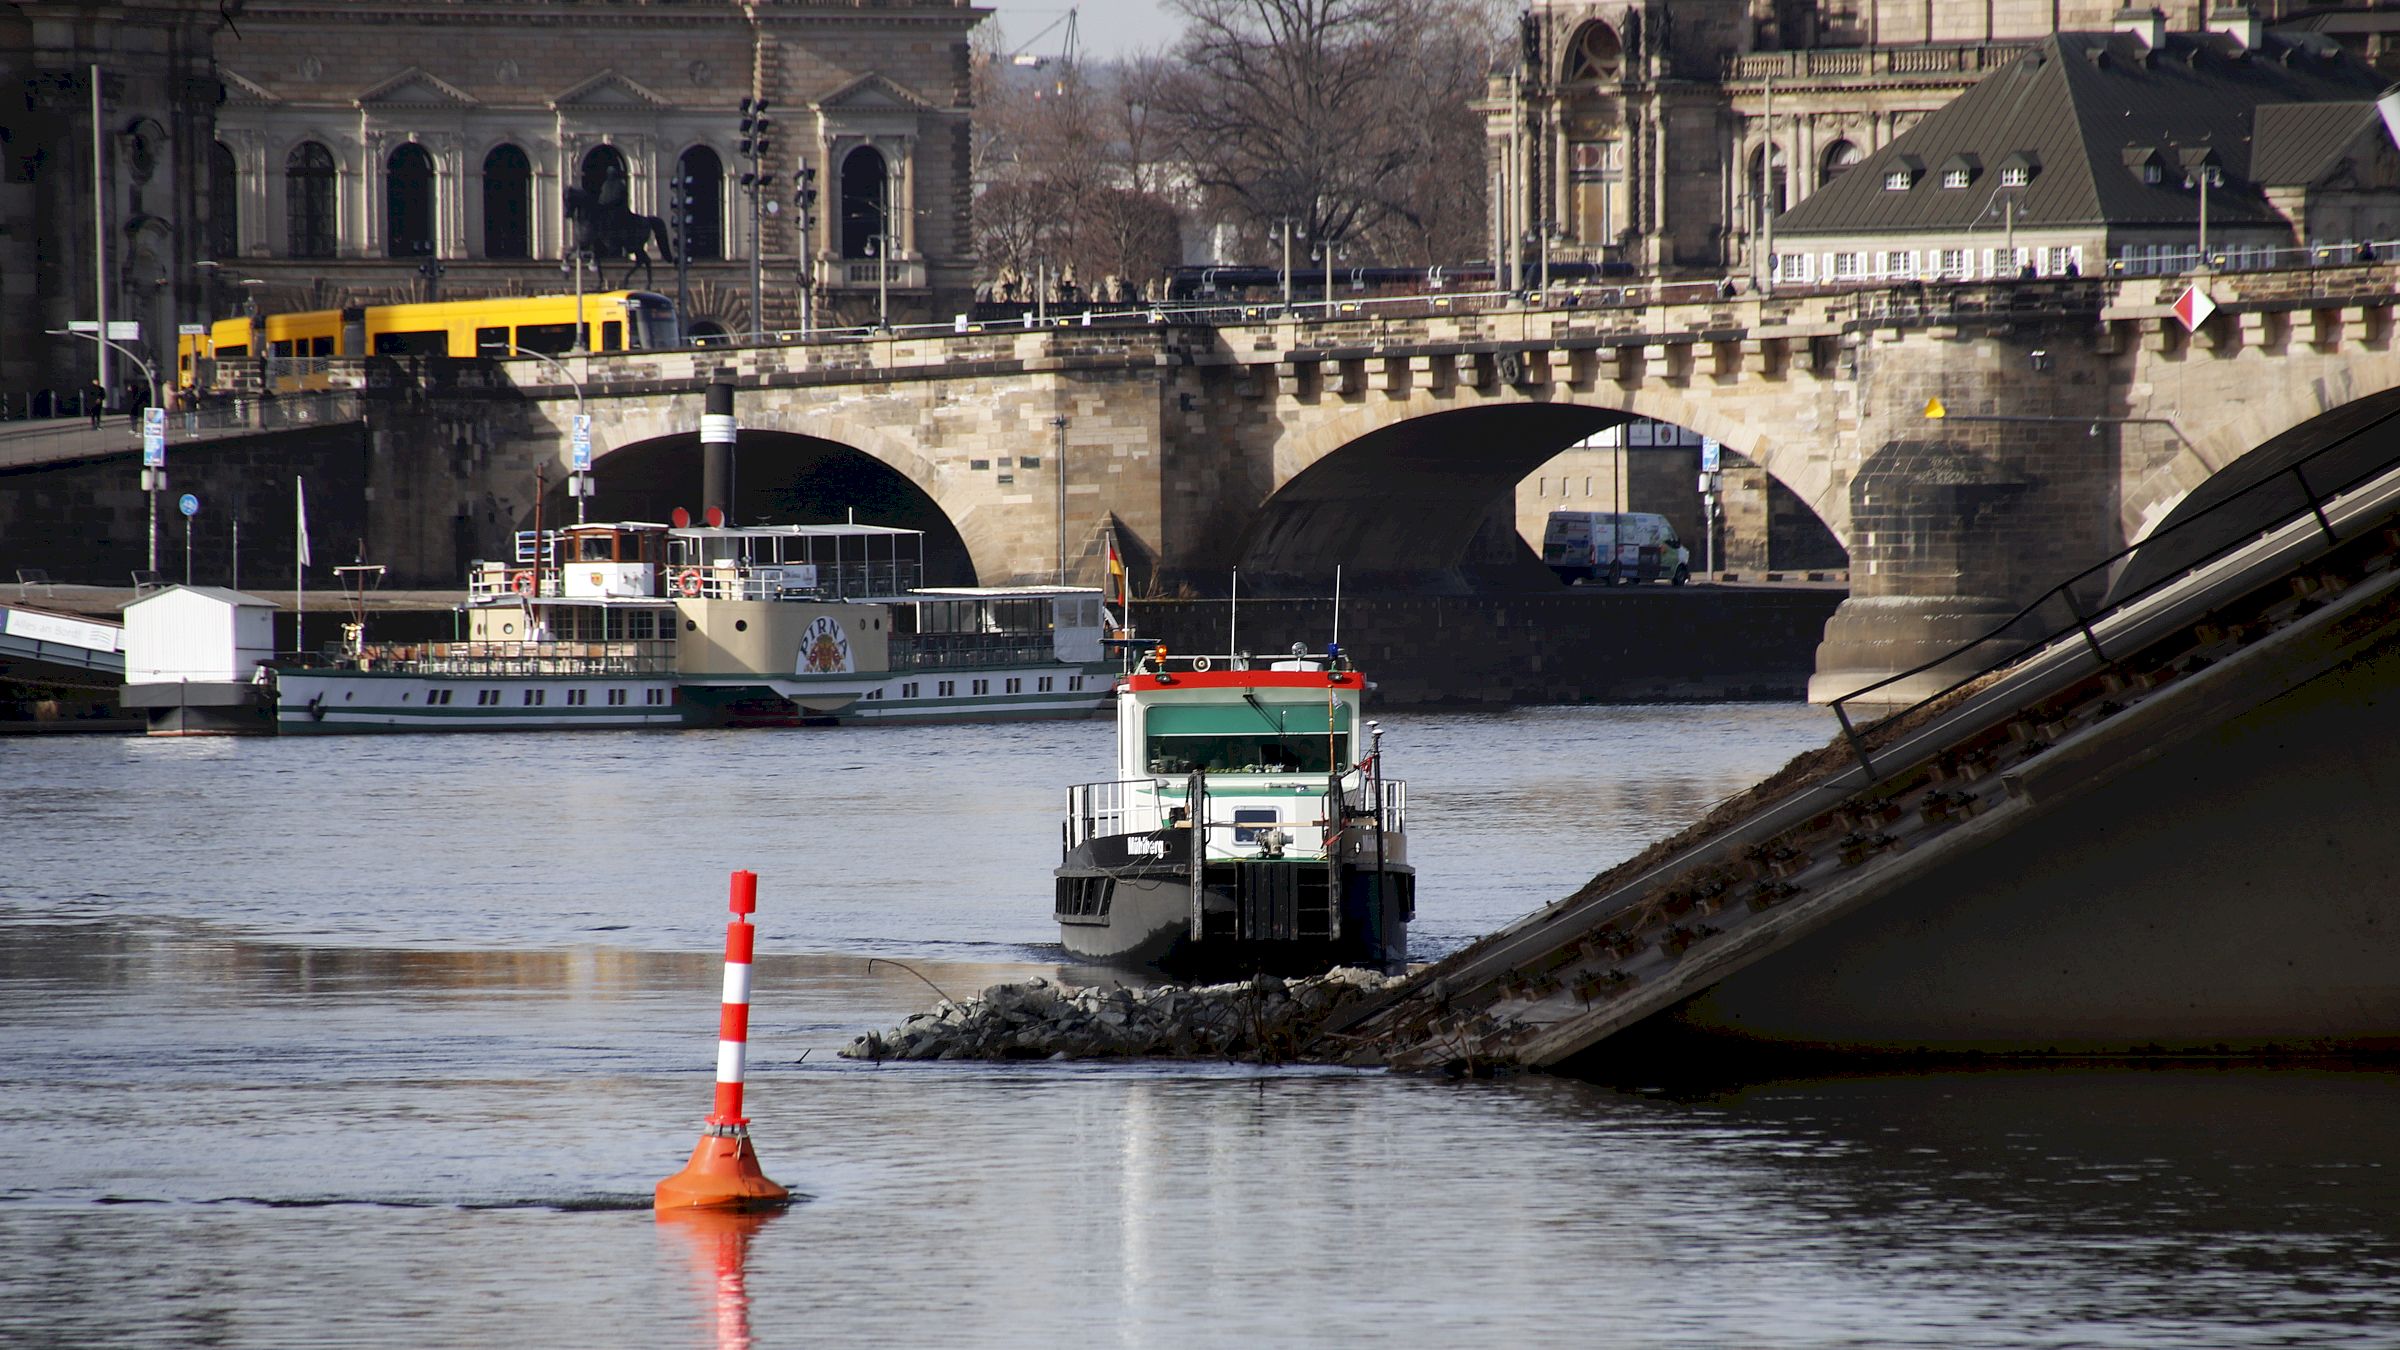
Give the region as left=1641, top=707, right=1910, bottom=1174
left=840, top=969, right=1398, bottom=1064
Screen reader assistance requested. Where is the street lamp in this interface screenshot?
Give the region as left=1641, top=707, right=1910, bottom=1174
left=490, top=341, right=593, bottom=523
left=1051, top=414, right=1068, bottom=585
left=51, top=325, right=163, bottom=569
left=417, top=256, right=446, bottom=302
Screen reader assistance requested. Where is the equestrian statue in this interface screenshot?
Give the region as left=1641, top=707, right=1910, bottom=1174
left=564, top=160, right=675, bottom=290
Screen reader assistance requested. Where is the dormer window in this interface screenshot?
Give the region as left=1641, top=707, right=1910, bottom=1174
left=1938, top=153, right=1980, bottom=190
left=2002, top=166, right=2031, bottom=187
left=1943, top=169, right=1970, bottom=189
left=1882, top=156, right=1924, bottom=192
left=1885, top=169, right=1912, bottom=191
left=2000, top=150, right=2040, bottom=188
left=2142, top=163, right=2164, bottom=185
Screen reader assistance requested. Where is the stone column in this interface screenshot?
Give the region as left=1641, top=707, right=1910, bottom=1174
left=1808, top=314, right=2124, bottom=709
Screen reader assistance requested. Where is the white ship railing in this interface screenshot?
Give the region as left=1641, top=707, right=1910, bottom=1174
left=1065, top=778, right=1170, bottom=848
left=348, top=639, right=678, bottom=676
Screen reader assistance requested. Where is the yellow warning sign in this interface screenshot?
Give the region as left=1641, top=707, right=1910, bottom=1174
left=1923, top=396, right=1948, bottom=420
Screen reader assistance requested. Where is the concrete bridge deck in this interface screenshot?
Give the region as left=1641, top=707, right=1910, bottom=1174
left=1326, top=415, right=2400, bottom=1071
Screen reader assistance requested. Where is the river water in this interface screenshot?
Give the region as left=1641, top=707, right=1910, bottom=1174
left=3, top=705, right=2396, bottom=1347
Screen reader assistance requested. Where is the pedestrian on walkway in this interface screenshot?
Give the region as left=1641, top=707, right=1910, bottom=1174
left=85, top=379, right=105, bottom=429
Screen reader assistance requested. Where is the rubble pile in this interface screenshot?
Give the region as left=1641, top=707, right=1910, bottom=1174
left=839, top=968, right=1401, bottom=1064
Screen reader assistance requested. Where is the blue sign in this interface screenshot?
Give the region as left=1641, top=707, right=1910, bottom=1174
left=178, top=493, right=199, bottom=518
left=143, top=407, right=167, bottom=468
left=571, top=413, right=592, bottom=471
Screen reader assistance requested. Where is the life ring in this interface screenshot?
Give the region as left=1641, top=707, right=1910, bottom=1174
left=1191, top=656, right=1211, bottom=672
left=511, top=570, right=533, bottom=595
left=675, top=568, right=703, bottom=598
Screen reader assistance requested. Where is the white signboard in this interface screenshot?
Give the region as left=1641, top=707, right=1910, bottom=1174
left=571, top=413, right=592, bottom=471
left=143, top=407, right=167, bottom=467
left=69, top=320, right=144, bottom=340
left=1700, top=438, right=1721, bottom=473
left=5, top=608, right=121, bottom=654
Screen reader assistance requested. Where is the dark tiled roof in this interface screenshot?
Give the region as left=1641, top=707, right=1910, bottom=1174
left=1774, top=30, right=2386, bottom=237
left=2251, top=101, right=2377, bottom=185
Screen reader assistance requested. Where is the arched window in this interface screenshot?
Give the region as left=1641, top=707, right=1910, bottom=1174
left=385, top=142, right=436, bottom=258
left=1749, top=143, right=1787, bottom=231
left=579, top=144, right=629, bottom=204
left=1821, top=140, right=1863, bottom=185
left=839, top=145, right=887, bottom=260
left=482, top=143, right=531, bottom=259
left=676, top=146, right=723, bottom=261
left=1563, top=23, right=1623, bottom=83
left=285, top=141, right=337, bottom=259
left=208, top=142, right=239, bottom=259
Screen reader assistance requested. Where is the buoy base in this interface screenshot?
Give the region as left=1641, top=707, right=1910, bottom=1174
left=655, top=1125, right=790, bottom=1211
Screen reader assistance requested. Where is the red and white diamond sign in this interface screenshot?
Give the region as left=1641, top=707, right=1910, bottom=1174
left=2173, top=284, right=2216, bottom=332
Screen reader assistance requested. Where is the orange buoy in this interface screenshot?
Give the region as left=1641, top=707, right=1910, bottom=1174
left=656, top=870, right=791, bottom=1211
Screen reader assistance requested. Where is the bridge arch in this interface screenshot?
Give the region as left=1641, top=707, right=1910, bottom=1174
left=2110, top=382, right=2400, bottom=604
left=1240, top=385, right=1845, bottom=589
left=547, top=398, right=1010, bottom=584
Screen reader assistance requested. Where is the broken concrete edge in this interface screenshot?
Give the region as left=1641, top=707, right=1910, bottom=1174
left=839, top=968, right=1404, bottom=1066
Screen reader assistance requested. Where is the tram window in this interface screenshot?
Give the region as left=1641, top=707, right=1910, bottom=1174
left=476, top=326, right=509, bottom=355
left=372, top=330, right=448, bottom=356
left=216, top=344, right=249, bottom=358
left=600, top=321, right=623, bottom=352
left=516, top=323, right=577, bottom=356
left=310, top=336, right=335, bottom=357
left=270, top=340, right=298, bottom=358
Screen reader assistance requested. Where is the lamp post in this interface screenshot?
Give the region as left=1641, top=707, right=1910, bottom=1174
left=495, top=341, right=592, bottom=524
left=417, top=256, right=446, bottom=302
left=738, top=96, right=777, bottom=341
left=51, top=326, right=162, bottom=568
left=1276, top=218, right=1297, bottom=311
left=669, top=156, right=692, bottom=338
left=1051, top=414, right=1068, bottom=585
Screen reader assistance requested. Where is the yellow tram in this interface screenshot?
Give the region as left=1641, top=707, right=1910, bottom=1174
left=178, top=290, right=679, bottom=386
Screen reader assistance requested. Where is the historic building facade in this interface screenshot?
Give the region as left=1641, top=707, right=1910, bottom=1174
left=208, top=0, right=981, bottom=335
left=1, top=0, right=225, bottom=408
left=2, top=0, right=984, bottom=403
left=1486, top=1, right=2362, bottom=283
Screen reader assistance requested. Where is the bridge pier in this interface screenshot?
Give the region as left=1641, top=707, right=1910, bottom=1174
left=1807, top=311, right=2125, bottom=707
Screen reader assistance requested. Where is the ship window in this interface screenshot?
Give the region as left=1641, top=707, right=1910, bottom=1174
left=1233, top=807, right=1279, bottom=843
left=1145, top=732, right=1348, bottom=775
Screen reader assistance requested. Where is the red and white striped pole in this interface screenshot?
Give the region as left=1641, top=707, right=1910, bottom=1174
left=656, top=870, right=790, bottom=1211
left=711, top=869, right=758, bottom=1129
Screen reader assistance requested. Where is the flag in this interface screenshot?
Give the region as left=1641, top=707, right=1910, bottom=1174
left=295, top=476, right=311, bottom=568
left=1105, top=532, right=1127, bottom=610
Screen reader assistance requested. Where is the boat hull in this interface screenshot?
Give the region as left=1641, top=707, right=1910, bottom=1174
left=1057, top=832, right=1412, bottom=978
left=272, top=668, right=683, bottom=733
left=835, top=662, right=1115, bottom=725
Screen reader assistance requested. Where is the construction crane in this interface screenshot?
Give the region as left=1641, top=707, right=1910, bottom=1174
left=1005, top=6, right=1079, bottom=70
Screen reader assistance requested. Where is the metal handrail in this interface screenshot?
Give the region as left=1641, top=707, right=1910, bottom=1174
left=1827, top=395, right=2400, bottom=772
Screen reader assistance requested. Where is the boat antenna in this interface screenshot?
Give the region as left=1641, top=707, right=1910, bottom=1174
left=1229, top=567, right=1238, bottom=657
left=1332, top=563, right=1342, bottom=651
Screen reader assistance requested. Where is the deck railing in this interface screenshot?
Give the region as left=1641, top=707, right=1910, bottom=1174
left=348, top=639, right=678, bottom=676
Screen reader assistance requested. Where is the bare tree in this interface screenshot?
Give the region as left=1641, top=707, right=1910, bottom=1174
left=1152, top=0, right=1508, bottom=265
left=973, top=52, right=1184, bottom=297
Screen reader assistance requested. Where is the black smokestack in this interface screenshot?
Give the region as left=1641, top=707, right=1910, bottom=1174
left=701, top=381, right=735, bottom=526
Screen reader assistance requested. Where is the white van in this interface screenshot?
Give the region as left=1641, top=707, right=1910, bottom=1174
left=1542, top=510, right=1691, bottom=585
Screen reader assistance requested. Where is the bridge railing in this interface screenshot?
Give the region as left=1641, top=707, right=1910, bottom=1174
left=1828, top=396, right=2400, bottom=775
left=0, top=390, right=367, bottom=471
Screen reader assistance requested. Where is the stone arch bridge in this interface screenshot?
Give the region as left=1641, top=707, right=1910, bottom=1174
left=337, top=268, right=2400, bottom=702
